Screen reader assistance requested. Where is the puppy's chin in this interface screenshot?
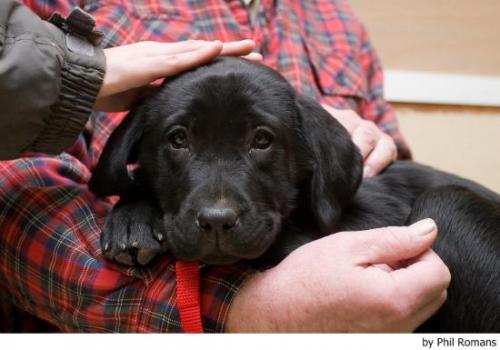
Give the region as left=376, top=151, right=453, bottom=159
left=199, top=254, right=240, bottom=265
left=176, top=247, right=273, bottom=265
left=166, top=238, right=274, bottom=265
left=166, top=211, right=283, bottom=264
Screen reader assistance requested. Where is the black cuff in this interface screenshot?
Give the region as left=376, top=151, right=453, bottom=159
left=31, top=50, right=105, bottom=154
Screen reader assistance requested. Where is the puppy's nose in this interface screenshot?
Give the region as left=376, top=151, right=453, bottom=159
left=197, top=207, right=238, bottom=232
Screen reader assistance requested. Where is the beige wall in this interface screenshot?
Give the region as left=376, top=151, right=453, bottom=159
left=348, top=0, right=500, bottom=193
left=349, top=0, right=500, bottom=76
left=396, top=105, right=500, bottom=193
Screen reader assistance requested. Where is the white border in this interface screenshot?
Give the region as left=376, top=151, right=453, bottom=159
left=2, top=334, right=499, bottom=350
left=384, top=69, right=500, bottom=107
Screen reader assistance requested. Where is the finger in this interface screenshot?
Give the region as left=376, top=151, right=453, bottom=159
left=145, top=39, right=260, bottom=62
left=351, top=122, right=380, bottom=159
left=142, top=39, right=256, bottom=58
left=241, top=52, right=263, bottom=62
left=149, top=41, right=223, bottom=79
left=363, top=134, right=398, bottom=177
left=142, top=40, right=215, bottom=56
left=351, top=219, right=438, bottom=265
left=220, top=39, right=256, bottom=57
left=402, top=290, right=448, bottom=332
left=391, top=249, right=451, bottom=294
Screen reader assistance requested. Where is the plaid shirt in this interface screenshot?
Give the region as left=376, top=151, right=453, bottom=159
left=0, top=0, right=410, bottom=332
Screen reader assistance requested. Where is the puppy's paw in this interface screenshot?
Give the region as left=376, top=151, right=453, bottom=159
left=101, top=198, right=166, bottom=266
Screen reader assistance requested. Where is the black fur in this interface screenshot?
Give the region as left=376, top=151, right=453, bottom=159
left=89, top=57, right=500, bottom=332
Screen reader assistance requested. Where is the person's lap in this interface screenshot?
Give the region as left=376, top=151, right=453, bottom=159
left=0, top=112, right=163, bottom=331
left=1, top=112, right=120, bottom=329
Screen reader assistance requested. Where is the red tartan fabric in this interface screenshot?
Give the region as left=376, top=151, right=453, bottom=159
left=0, top=0, right=410, bottom=333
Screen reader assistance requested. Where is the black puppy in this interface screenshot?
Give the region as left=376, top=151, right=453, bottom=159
left=89, top=57, right=500, bottom=332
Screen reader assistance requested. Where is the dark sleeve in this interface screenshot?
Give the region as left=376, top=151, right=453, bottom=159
left=0, top=0, right=105, bottom=160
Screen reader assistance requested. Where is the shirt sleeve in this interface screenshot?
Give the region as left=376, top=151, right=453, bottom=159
left=355, top=22, right=412, bottom=160
left=0, top=112, right=254, bottom=333
left=0, top=0, right=105, bottom=160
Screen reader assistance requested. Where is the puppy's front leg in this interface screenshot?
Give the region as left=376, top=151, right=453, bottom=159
left=101, top=195, right=167, bottom=266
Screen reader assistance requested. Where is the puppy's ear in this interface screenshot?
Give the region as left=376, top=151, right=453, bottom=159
left=295, top=94, right=363, bottom=234
left=89, top=105, right=146, bottom=196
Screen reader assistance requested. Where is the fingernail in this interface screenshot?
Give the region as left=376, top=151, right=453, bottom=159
left=411, top=218, right=436, bottom=236
left=363, top=165, right=373, bottom=178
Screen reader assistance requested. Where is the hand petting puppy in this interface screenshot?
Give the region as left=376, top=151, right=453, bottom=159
left=95, top=39, right=262, bottom=112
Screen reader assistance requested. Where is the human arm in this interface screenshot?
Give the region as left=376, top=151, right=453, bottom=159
left=226, top=219, right=450, bottom=332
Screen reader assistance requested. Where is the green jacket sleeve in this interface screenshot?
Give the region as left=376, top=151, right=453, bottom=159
left=0, top=0, right=105, bottom=160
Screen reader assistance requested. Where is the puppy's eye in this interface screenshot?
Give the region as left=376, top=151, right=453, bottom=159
left=251, top=128, right=274, bottom=150
left=168, top=129, right=188, bottom=149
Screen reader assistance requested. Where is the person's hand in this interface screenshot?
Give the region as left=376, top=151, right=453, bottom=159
left=226, top=219, right=450, bottom=332
left=321, top=104, right=398, bottom=178
left=95, top=39, right=262, bottom=111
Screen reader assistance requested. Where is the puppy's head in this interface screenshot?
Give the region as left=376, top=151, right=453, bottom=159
left=90, top=57, right=362, bottom=264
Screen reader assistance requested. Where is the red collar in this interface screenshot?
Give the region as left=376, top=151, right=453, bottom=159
left=176, top=261, right=204, bottom=333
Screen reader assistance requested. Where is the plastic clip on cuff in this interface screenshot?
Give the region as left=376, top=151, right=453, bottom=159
left=48, top=7, right=104, bottom=56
